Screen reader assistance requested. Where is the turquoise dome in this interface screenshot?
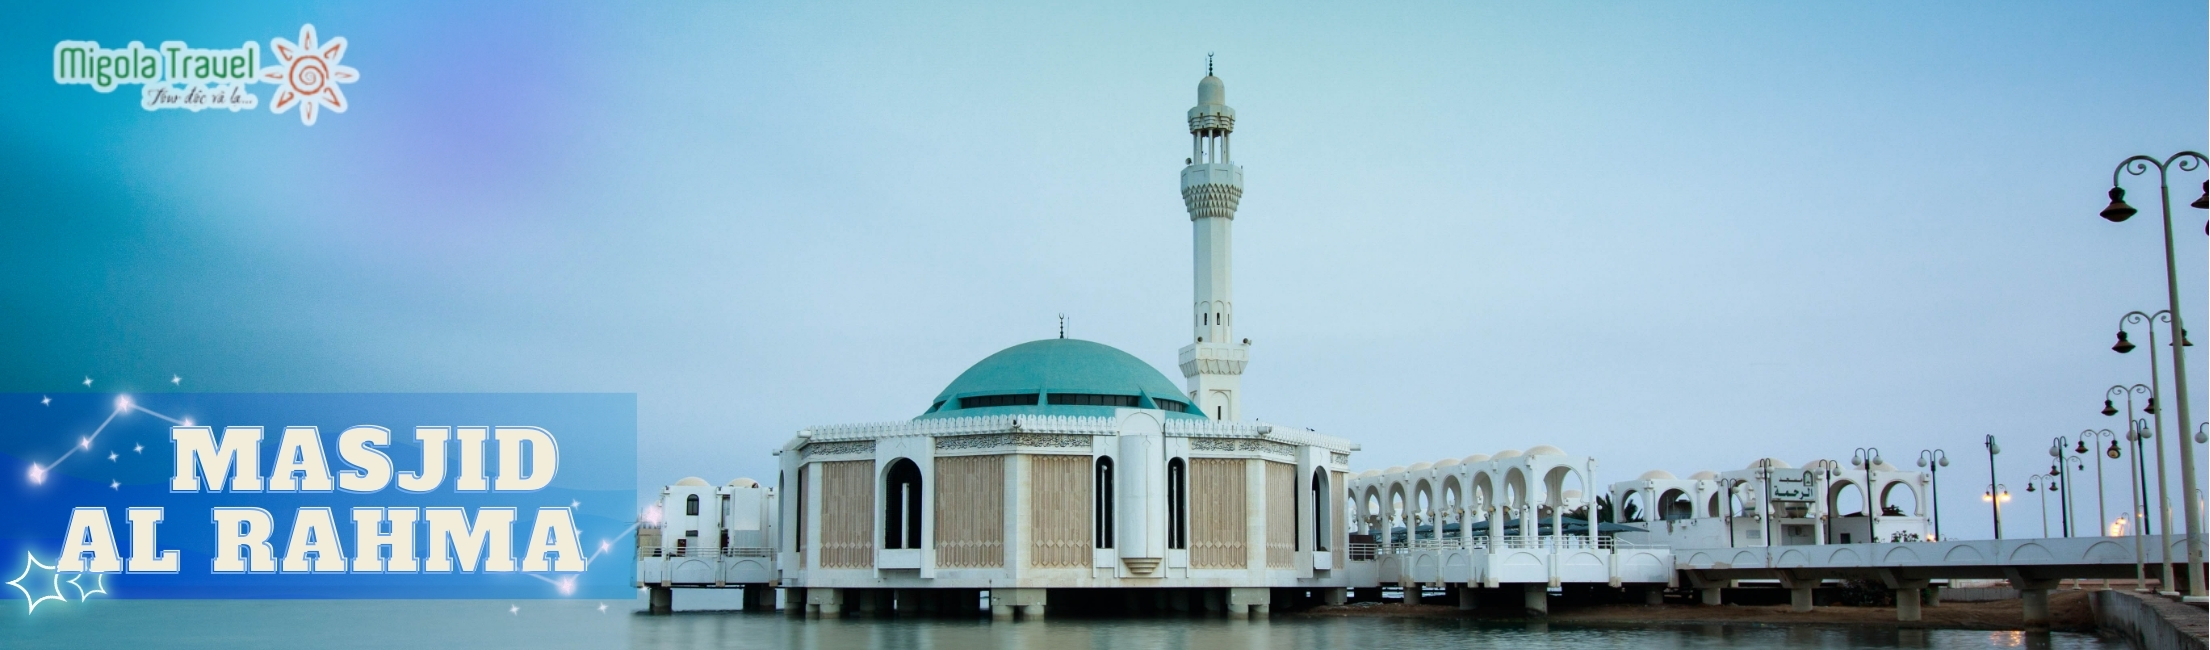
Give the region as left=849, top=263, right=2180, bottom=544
left=918, top=339, right=1203, bottom=420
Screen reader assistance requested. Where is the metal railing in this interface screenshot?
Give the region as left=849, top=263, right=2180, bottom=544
left=641, top=547, right=775, bottom=559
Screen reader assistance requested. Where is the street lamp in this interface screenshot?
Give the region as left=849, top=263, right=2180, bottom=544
left=1985, top=435, right=2003, bottom=539
left=1853, top=447, right=1883, bottom=542
left=2027, top=474, right=2053, bottom=538
left=1917, top=450, right=1949, bottom=541
left=2049, top=436, right=2084, bottom=537
left=2081, top=429, right=2118, bottom=538
left=2102, top=152, right=2208, bottom=601
left=2119, top=313, right=2180, bottom=591
left=1982, top=484, right=2011, bottom=540
left=2124, top=420, right=2153, bottom=592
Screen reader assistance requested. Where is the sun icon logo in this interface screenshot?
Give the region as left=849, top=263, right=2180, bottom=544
left=259, top=24, right=358, bottom=126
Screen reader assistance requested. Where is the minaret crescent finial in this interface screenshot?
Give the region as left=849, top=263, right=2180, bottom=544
left=1207, top=53, right=1214, bottom=76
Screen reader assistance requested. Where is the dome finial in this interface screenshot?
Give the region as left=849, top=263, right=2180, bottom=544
left=1207, top=52, right=1213, bottom=76
left=1058, top=313, right=1066, bottom=339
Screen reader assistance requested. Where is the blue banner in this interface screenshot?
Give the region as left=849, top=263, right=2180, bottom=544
left=0, top=393, right=636, bottom=603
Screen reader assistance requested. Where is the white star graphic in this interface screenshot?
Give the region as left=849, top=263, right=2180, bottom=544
left=171, top=375, right=181, bottom=385
left=107, top=452, right=117, bottom=462
left=6, top=553, right=66, bottom=614
left=40, top=395, right=50, bottom=406
left=66, top=572, right=106, bottom=601
left=133, top=443, right=143, bottom=454
left=82, top=377, right=92, bottom=387
left=597, top=602, right=608, bottom=613
left=508, top=604, right=519, bottom=615
left=109, top=480, right=119, bottom=490
left=570, top=500, right=580, bottom=509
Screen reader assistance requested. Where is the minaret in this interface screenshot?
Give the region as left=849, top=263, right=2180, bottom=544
left=1178, top=66, right=1249, bottom=421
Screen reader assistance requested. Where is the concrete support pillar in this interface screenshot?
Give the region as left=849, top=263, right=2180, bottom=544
left=1645, top=587, right=1664, bottom=606
left=1790, top=587, right=1813, bottom=613
left=1170, top=589, right=1191, bottom=612
left=1522, top=584, right=1549, bottom=616
left=1203, top=589, right=1224, bottom=613
left=1458, top=586, right=1478, bottom=611
left=784, top=586, right=806, bottom=617
left=1926, top=585, right=1942, bottom=607
left=648, top=586, right=673, bottom=615
left=894, top=589, right=918, bottom=615
left=1699, top=587, right=1723, bottom=606
left=1894, top=587, right=1921, bottom=622
left=1401, top=580, right=1421, bottom=605
left=2019, top=589, right=2048, bottom=628
left=858, top=589, right=879, bottom=616
left=990, top=588, right=1047, bottom=621
left=1323, top=587, right=1347, bottom=606
left=1227, top=587, right=1270, bottom=619
left=805, top=587, right=844, bottom=619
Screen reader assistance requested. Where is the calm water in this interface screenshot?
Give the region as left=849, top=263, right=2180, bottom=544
left=0, top=595, right=2120, bottom=649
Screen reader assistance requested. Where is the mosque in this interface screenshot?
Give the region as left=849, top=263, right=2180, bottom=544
left=636, top=69, right=1683, bottom=620
left=644, top=70, right=1359, bottom=619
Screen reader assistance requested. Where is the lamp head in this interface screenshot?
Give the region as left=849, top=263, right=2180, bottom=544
left=1938, top=457, right=1948, bottom=467
left=2114, top=330, right=2137, bottom=354
left=2102, top=187, right=2138, bottom=222
left=2106, top=441, right=2121, bottom=459
left=2193, top=180, right=2208, bottom=210
left=2144, top=397, right=2159, bottom=415
left=2103, top=399, right=2119, bottom=417
left=2074, top=440, right=2088, bottom=454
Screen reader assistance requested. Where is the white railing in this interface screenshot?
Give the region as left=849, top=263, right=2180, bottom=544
left=642, top=547, right=775, bottom=559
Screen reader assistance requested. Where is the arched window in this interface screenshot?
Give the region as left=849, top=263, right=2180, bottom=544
left=1095, top=457, right=1116, bottom=548
left=685, top=494, right=700, bottom=516
left=1167, top=458, right=1188, bottom=550
left=1311, top=469, right=1329, bottom=551
left=884, top=459, right=924, bottom=549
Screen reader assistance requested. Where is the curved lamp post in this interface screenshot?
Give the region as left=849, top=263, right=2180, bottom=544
left=1852, top=448, right=1884, bottom=542
left=2118, top=313, right=2181, bottom=590
left=2101, top=152, right=2207, bottom=600
left=1984, top=436, right=2003, bottom=539
left=2027, top=474, right=2053, bottom=538
left=2049, top=436, right=2083, bottom=537
left=2079, top=429, right=2119, bottom=537
left=1917, top=450, right=1949, bottom=541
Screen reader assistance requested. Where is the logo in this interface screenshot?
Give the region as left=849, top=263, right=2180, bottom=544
left=260, top=25, right=356, bottom=126
left=52, top=24, right=358, bottom=126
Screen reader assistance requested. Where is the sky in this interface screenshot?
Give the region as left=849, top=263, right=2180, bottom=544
left=2, top=1, right=2205, bottom=541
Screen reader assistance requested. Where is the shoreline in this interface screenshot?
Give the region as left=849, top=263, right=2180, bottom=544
left=1293, top=590, right=2097, bottom=631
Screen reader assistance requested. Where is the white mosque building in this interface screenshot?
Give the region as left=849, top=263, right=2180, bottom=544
left=643, top=71, right=1360, bottom=619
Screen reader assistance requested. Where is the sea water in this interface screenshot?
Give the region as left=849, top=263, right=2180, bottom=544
left=0, top=594, right=2120, bottom=649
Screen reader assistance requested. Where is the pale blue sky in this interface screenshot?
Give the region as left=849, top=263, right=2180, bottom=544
left=2, top=1, right=2205, bottom=539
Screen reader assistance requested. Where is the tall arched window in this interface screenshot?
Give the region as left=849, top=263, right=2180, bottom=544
left=1167, top=458, right=1188, bottom=550
left=884, top=458, right=924, bottom=549
left=1095, top=457, right=1116, bottom=549
left=1311, top=469, right=1329, bottom=551
left=685, top=494, right=700, bottom=516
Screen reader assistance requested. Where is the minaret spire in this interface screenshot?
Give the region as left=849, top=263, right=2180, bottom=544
left=1177, top=67, right=1248, bottom=421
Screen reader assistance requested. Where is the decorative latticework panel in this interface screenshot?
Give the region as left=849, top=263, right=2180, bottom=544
left=933, top=455, right=1005, bottom=569
left=1028, top=455, right=1093, bottom=568
left=817, top=460, right=874, bottom=568
left=1266, top=461, right=1296, bottom=568
left=1190, top=458, right=1248, bottom=568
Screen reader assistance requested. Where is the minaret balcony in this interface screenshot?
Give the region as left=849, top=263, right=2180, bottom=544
left=1177, top=341, right=1249, bottom=377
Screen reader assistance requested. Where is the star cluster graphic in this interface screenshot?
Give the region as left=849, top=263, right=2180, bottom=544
left=10, top=379, right=186, bottom=613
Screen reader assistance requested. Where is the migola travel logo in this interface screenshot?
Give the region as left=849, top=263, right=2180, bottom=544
left=52, top=24, right=358, bottom=126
